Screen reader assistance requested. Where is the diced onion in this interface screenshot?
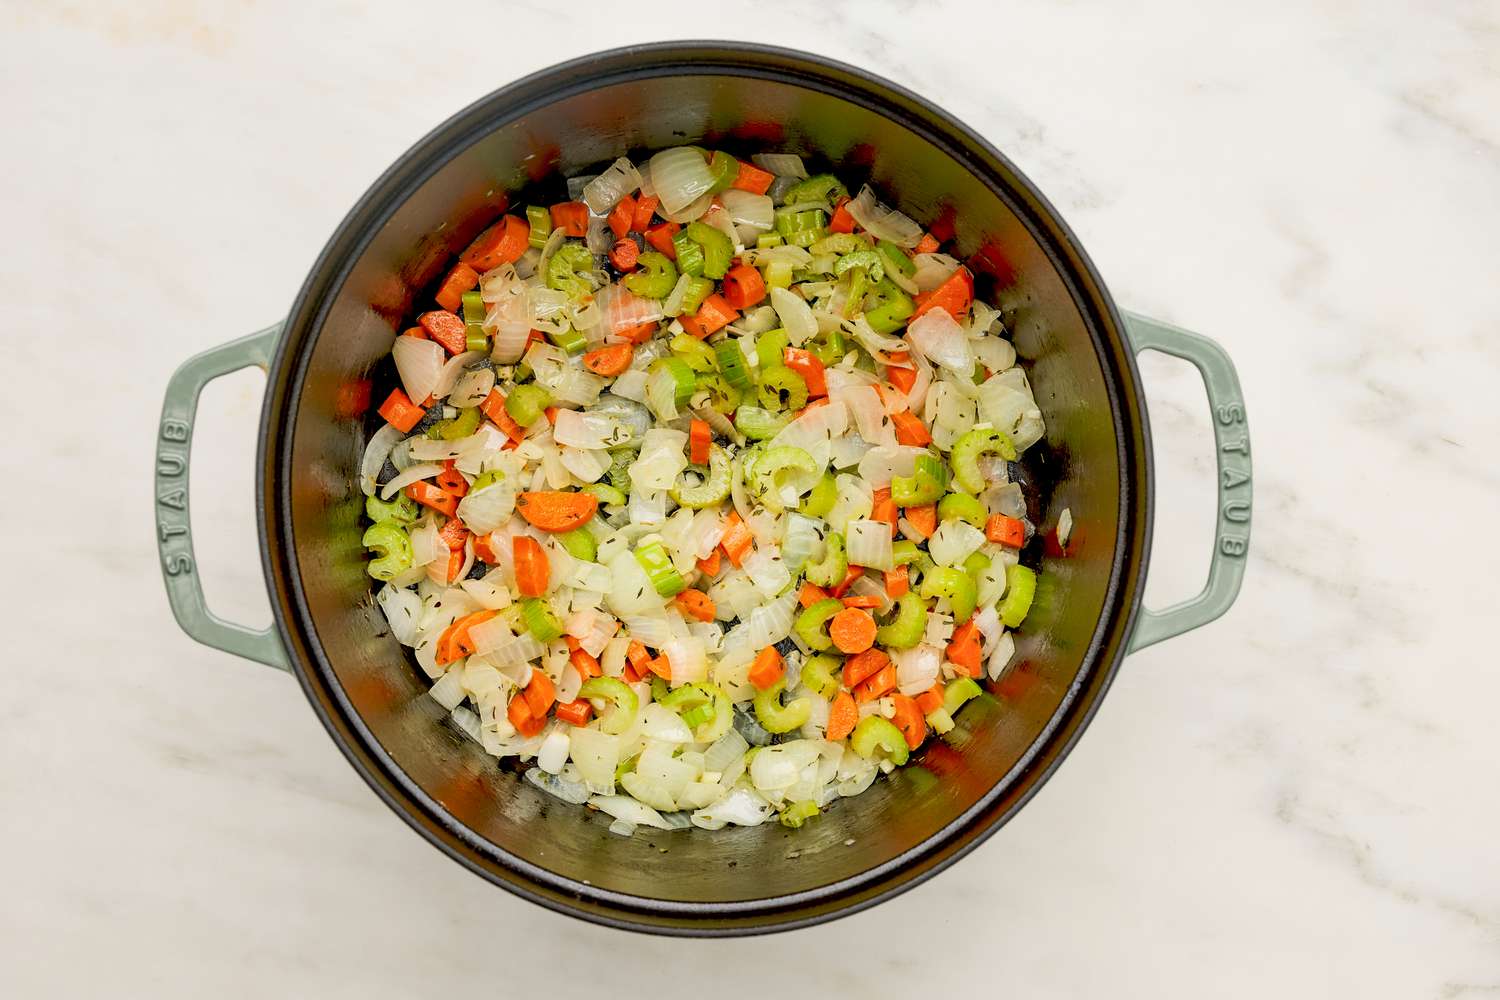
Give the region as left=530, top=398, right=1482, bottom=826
left=359, top=423, right=403, bottom=497
left=391, top=336, right=445, bottom=406
left=379, top=462, right=442, bottom=501
left=928, top=519, right=986, bottom=567
left=845, top=519, right=895, bottom=570
left=581, top=157, right=641, bottom=214
left=720, top=189, right=775, bottom=232
left=893, top=644, right=942, bottom=696
left=434, top=350, right=484, bottom=399
left=744, top=546, right=792, bottom=597
left=913, top=252, right=961, bottom=292
left=663, top=637, right=708, bottom=685
left=650, top=147, right=716, bottom=215
left=856, top=445, right=925, bottom=490
left=750, top=152, right=808, bottom=178
left=987, top=630, right=1016, bottom=680
left=770, top=286, right=818, bottom=346
left=845, top=184, right=923, bottom=247
left=907, top=308, right=974, bottom=374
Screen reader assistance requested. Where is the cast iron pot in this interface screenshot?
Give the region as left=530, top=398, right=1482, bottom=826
left=154, top=43, right=1251, bottom=935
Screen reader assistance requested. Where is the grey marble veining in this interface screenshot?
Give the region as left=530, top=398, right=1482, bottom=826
left=3, top=0, right=1498, bottom=996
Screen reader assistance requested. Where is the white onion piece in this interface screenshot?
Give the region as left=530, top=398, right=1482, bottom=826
left=410, top=519, right=444, bottom=568
left=893, top=644, right=942, bottom=696
left=623, top=613, right=673, bottom=650
left=537, top=727, right=571, bottom=774
left=856, top=445, right=925, bottom=490
left=606, top=549, right=667, bottom=616
left=379, top=463, right=442, bottom=501
left=590, top=794, right=672, bottom=830
left=838, top=385, right=895, bottom=447
left=559, top=446, right=609, bottom=484
left=610, top=368, right=648, bottom=403
left=376, top=584, right=423, bottom=645
left=907, top=309, right=973, bottom=374
left=691, top=786, right=774, bottom=830
left=720, top=189, right=775, bottom=231
left=447, top=366, right=495, bottom=409
left=433, top=350, right=484, bottom=400
left=770, top=286, right=818, bottom=346
left=391, top=336, right=445, bottom=406
left=845, top=184, right=923, bottom=246
left=913, top=252, right=961, bottom=292
left=359, top=423, right=403, bottom=497
left=664, top=637, right=708, bottom=685
left=929, top=519, right=987, bottom=567
left=650, top=147, right=716, bottom=215
left=744, top=546, right=792, bottom=598
left=846, top=519, right=895, bottom=570
left=751, top=152, right=808, bottom=178
left=581, top=157, right=641, bottom=214
left=661, top=190, right=713, bottom=223
left=456, top=480, right=517, bottom=534
left=428, top=666, right=467, bottom=710
left=553, top=409, right=629, bottom=450
left=987, top=630, right=1016, bottom=680
left=844, top=314, right=907, bottom=356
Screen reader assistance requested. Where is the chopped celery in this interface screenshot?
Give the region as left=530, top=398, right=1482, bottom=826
left=891, top=540, right=921, bottom=566
left=579, top=676, right=639, bottom=735
left=876, top=239, right=916, bottom=278
left=800, top=654, right=842, bottom=698
left=962, top=551, right=991, bottom=578
left=546, top=243, right=594, bottom=297
left=801, top=473, right=837, bottom=518
left=635, top=540, right=687, bottom=597
left=863, top=277, right=915, bottom=334
left=780, top=173, right=847, bottom=206
left=558, top=529, right=597, bottom=562
left=461, top=290, right=488, bottom=353
left=705, top=150, right=740, bottom=194
left=714, top=338, right=752, bottom=390
left=755, top=232, right=785, bottom=249
left=547, top=327, right=587, bottom=355
left=875, top=592, right=927, bottom=649
left=362, top=522, right=413, bottom=581
left=937, top=492, right=987, bottom=527
left=774, top=208, right=827, bottom=247
left=525, top=205, right=552, bottom=249
left=951, top=427, right=1019, bottom=493
left=734, top=405, right=791, bottom=441
left=430, top=406, right=482, bottom=441
left=505, top=384, right=552, bottom=427
left=779, top=800, right=821, bottom=828
left=891, top=453, right=948, bottom=506
left=521, top=598, right=563, bottom=642
left=756, top=365, right=808, bottom=412
left=623, top=251, right=677, bottom=299
left=796, top=599, right=844, bottom=652
left=678, top=275, right=714, bottom=316
left=671, top=445, right=731, bottom=508
left=748, top=445, right=817, bottom=513
left=696, top=371, right=742, bottom=414
left=672, top=230, right=706, bottom=277
left=752, top=678, right=812, bottom=734
left=919, top=566, right=978, bottom=624
left=849, top=716, right=909, bottom=765
left=943, top=676, right=983, bottom=716
left=670, top=333, right=718, bottom=373
left=684, top=221, right=733, bottom=280
left=755, top=328, right=790, bottom=371
left=606, top=449, right=634, bottom=493
left=365, top=492, right=418, bottom=524
left=805, top=532, right=847, bottom=588
left=584, top=482, right=626, bottom=506
left=999, top=564, right=1037, bottom=628
left=834, top=248, right=884, bottom=283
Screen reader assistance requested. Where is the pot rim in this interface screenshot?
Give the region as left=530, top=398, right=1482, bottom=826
left=256, top=40, right=1153, bottom=935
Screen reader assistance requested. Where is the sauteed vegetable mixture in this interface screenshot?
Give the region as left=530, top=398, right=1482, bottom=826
left=360, top=147, right=1049, bottom=834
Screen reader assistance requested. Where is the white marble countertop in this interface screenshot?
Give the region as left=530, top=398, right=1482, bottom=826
left=5, top=0, right=1498, bottom=995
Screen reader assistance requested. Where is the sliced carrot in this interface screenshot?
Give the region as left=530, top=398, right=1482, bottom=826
left=828, top=197, right=856, bottom=234
left=841, top=595, right=883, bottom=609
left=719, top=511, right=753, bottom=567
left=890, top=693, right=927, bottom=750
left=607, top=194, right=636, bottom=240
left=892, top=410, right=931, bottom=446
left=543, top=406, right=559, bottom=426
left=473, top=533, right=500, bottom=564
left=523, top=668, right=556, bottom=718
left=904, top=504, right=937, bottom=539
left=986, top=513, right=1026, bottom=548
left=436, top=609, right=499, bottom=666
left=886, top=362, right=917, bottom=396
left=679, top=293, right=739, bottom=338
left=912, top=266, right=974, bottom=320
left=829, top=608, right=877, bottom=653
left=608, top=237, right=639, bottom=272
left=549, top=201, right=588, bottom=238
left=513, top=535, right=549, bottom=597
left=405, top=481, right=458, bottom=518
left=871, top=487, right=898, bottom=535
left=689, top=418, right=712, bottom=466
left=626, top=639, right=651, bottom=666
left=616, top=320, right=660, bottom=344
left=555, top=699, right=593, bottom=726
left=826, top=690, right=859, bottom=741
left=884, top=564, right=910, bottom=599
left=508, top=694, right=545, bottom=738
left=402, top=326, right=426, bottom=339
left=799, top=581, right=831, bottom=608
left=721, top=263, right=767, bottom=310
left=583, top=342, right=634, bottom=376
left=731, top=160, right=774, bottom=195
left=914, top=683, right=944, bottom=715
left=947, top=620, right=983, bottom=677
left=674, top=588, right=716, bottom=623
left=516, top=491, right=598, bottom=533
left=461, top=215, right=530, bottom=271
left=568, top=643, right=602, bottom=679
left=631, top=194, right=659, bottom=232
left=646, top=655, right=672, bottom=681
left=417, top=310, right=468, bottom=355
left=622, top=662, right=643, bottom=683
left=437, top=518, right=469, bottom=550
left=441, top=546, right=464, bottom=583
left=915, top=233, right=940, bottom=254
left=696, top=550, right=721, bottom=577
left=436, top=459, right=468, bottom=498
left=645, top=221, right=680, bottom=259
left=748, top=646, right=784, bottom=690
left=843, top=648, right=889, bottom=688
left=434, top=262, right=480, bottom=313
left=830, top=565, right=864, bottom=598
left=480, top=388, right=525, bottom=442
left=853, top=663, right=897, bottom=703
left=782, top=347, right=827, bottom=397
left=377, top=387, right=426, bottom=432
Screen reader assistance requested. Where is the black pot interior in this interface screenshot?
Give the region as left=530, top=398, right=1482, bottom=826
left=263, top=45, right=1149, bottom=932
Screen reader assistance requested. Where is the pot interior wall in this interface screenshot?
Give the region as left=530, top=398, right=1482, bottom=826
left=279, top=59, right=1131, bottom=912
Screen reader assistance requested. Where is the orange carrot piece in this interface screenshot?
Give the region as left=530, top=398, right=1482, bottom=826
left=828, top=197, right=856, bottom=234
left=480, top=389, right=526, bottom=442
left=608, top=237, right=639, bottom=272
left=569, top=646, right=602, bottom=680
left=436, top=609, right=499, bottom=666
left=417, top=310, right=468, bottom=355
left=986, top=513, right=1026, bottom=548
left=748, top=646, right=784, bottom=690
left=523, top=668, right=556, bottom=718
left=508, top=694, right=545, bottom=738
left=516, top=491, right=598, bottom=533
left=891, top=410, right=931, bottom=446
left=461, top=215, right=530, bottom=271
left=890, top=693, right=927, bottom=750
left=436, top=459, right=468, bottom=498
left=434, top=262, right=480, bottom=313
left=841, top=595, right=883, bottom=609
left=405, top=481, right=458, bottom=518
left=731, top=160, right=774, bottom=195
left=674, top=588, right=716, bottom=623
left=632, top=194, right=659, bottom=231
left=912, top=266, right=974, bottom=320
left=626, top=639, right=651, bottom=667
left=782, top=348, right=827, bottom=398
left=721, top=263, right=767, bottom=310
left=871, top=487, right=897, bottom=534
left=831, top=565, right=864, bottom=598
left=904, top=504, right=937, bottom=539
left=555, top=699, right=593, bottom=726
left=645, top=221, right=680, bottom=259
left=826, top=691, right=859, bottom=741
left=607, top=194, right=636, bottom=240
left=645, top=655, right=673, bottom=681
left=800, top=581, right=831, bottom=608
left=843, top=648, right=889, bottom=688
left=437, top=518, right=469, bottom=551
left=885, top=358, right=917, bottom=395
left=914, top=683, right=945, bottom=715
left=829, top=608, right=877, bottom=654
left=583, top=342, right=634, bottom=376
left=512, top=535, right=549, bottom=597
left=689, top=418, right=712, bottom=466
left=947, top=620, right=983, bottom=677
left=884, top=564, right=910, bottom=599
left=549, top=201, right=588, bottom=237
left=915, top=233, right=940, bottom=254
left=473, top=533, right=500, bottom=564
left=853, top=663, right=897, bottom=703
left=696, top=550, right=721, bottom=577
left=616, top=320, right=660, bottom=344
left=679, top=293, right=739, bottom=339
left=719, top=511, right=754, bottom=567
left=377, top=387, right=426, bottom=432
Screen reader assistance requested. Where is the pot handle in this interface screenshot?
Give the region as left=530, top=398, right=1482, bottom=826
left=1122, top=312, right=1251, bottom=651
left=156, top=325, right=289, bottom=670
